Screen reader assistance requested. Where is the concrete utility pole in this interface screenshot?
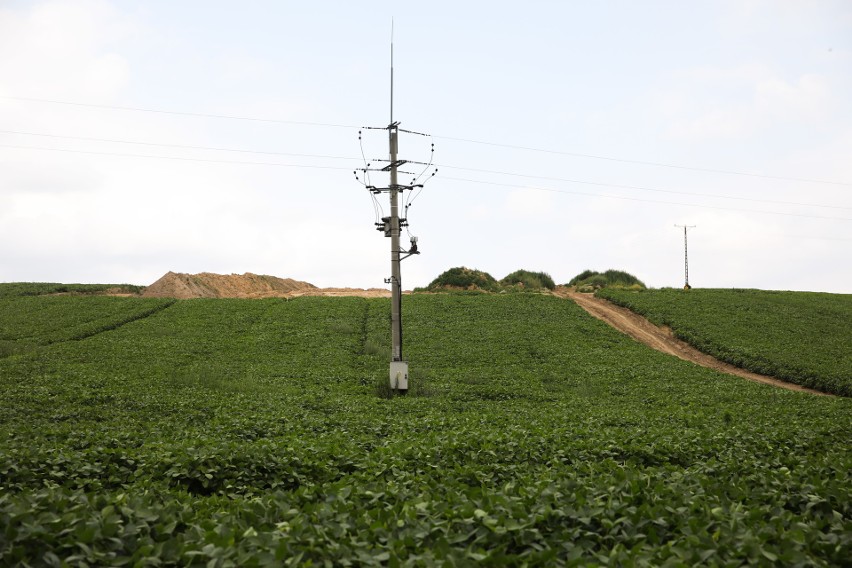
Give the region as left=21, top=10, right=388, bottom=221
left=355, top=30, right=434, bottom=394
left=386, top=33, right=406, bottom=392
left=675, top=224, right=696, bottom=289
left=388, top=121, right=404, bottom=368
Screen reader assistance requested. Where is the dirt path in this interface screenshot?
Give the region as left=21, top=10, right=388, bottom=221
left=554, top=289, right=828, bottom=396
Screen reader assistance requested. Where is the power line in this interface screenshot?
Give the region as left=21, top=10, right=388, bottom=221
left=5, top=141, right=849, bottom=221
left=0, top=129, right=360, bottom=162
left=437, top=163, right=852, bottom=211
left=0, top=144, right=353, bottom=171
left=434, top=135, right=852, bottom=187
left=2, top=128, right=847, bottom=212
left=11, top=136, right=847, bottom=240
left=5, top=94, right=850, bottom=188
left=0, top=95, right=359, bottom=129
left=441, top=176, right=852, bottom=222
left=779, top=234, right=852, bottom=242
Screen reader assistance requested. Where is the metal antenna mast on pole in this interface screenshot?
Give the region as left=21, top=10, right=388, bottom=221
left=675, top=224, right=696, bottom=289
left=354, top=26, right=437, bottom=394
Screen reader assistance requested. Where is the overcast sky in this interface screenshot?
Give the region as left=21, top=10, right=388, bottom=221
left=1, top=0, right=850, bottom=292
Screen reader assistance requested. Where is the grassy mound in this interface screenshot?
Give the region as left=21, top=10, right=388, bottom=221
left=422, top=268, right=556, bottom=293
left=568, top=269, right=646, bottom=291
left=500, top=269, right=556, bottom=291
left=0, top=282, right=144, bottom=298
left=423, top=267, right=500, bottom=292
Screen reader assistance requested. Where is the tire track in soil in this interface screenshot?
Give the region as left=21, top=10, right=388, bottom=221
left=69, top=300, right=178, bottom=343
left=554, top=289, right=829, bottom=396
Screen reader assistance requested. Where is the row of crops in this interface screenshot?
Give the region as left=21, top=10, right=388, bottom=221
left=0, top=287, right=850, bottom=565
left=598, top=287, right=852, bottom=396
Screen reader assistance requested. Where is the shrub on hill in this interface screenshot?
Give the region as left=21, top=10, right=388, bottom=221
left=423, top=267, right=501, bottom=292
left=500, top=269, right=556, bottom=291
left=568, top=269, right=645, bottom=291
left=0, top=283, right=144, bottom=297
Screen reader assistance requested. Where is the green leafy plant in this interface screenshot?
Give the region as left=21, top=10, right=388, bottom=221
left=500, top=269, right=556, bottom=291
left=0, top=292, right=849, bottom=565
left=422, top=267, right=501, bottom=292
left=598, top=287, right=852, bottom=396
left=568, top=269, right=646, bottom=291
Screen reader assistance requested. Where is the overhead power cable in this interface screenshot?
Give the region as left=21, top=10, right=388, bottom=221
left=5, top=142, right=851, bottom=221
left=441, top=176, right=852, bottom=222
left=0, top=144, right=354, bottom=171
left=5, top=94, right=850, bottom=188
left=0, top=95, right=359, bottom=129
left=779, top=234, right=852, bottom=242
left=2, top=128, right=847, bottom=212
left=436, top=164, right=852, bottom=211
left=433, top=135, right=852, bottom=188
left=0, top=129, right=361, bottom=162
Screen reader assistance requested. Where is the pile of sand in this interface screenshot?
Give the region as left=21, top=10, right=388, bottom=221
left=142, top=272, right=390, bottom=299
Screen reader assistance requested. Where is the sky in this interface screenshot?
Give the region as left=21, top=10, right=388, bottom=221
left=1, top=0, right=851, bottom=292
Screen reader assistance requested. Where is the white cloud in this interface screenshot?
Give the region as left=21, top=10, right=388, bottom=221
left=663, top=65, right=833, bottom=142
left=0, top=0, right=132, bottom=100
left=0, top=155, right=103, bottom=193
left=754, top=74, right=830, bottom=120
left=502, top=187, right=555, bottom=218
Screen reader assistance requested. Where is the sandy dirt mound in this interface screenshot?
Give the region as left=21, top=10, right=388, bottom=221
left=294, top=287, right=390, bottom=298
left=553, top=287, right=828, bottom=396
left=142, top=272, right=389, bottom=299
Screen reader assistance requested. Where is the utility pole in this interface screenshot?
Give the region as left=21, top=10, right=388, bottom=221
left=675, top=224, right=696, bottom=289
left=388, top=120, right=404, bottom=375
left=355, top=30, right=435, bottom=394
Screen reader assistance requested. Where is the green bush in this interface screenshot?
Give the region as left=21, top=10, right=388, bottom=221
left=422, top=268, right=557, bottom=293
left=0, top=283, right=144, bottom=298
left=567, top=269, right=645, bottom=290
left=500, top=269, right=556, bottom=291
left=424, top=267, right=501, bottom=292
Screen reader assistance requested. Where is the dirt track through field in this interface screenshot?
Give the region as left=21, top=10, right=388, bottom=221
left=555, top=289, right=828, bottom=396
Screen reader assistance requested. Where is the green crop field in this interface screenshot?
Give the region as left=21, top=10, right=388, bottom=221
left=598, top=288, right=852, bottom=397
left=1, top=287, right=850, bottom=565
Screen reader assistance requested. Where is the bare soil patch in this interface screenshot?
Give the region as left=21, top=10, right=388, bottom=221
left=553, top=287, right=828, bottom=396
left=142, top=272, right=389, bottom=299
left=291, top=287, right=390, bottom=299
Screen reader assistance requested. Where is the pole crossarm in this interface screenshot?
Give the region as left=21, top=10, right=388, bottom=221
left=381, top=160, right=408, bottom=171
left=365, top=183, right=423, bottom=194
